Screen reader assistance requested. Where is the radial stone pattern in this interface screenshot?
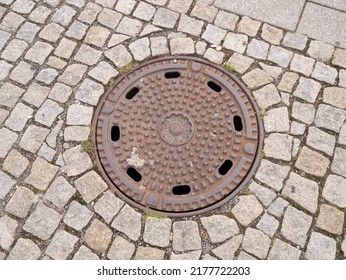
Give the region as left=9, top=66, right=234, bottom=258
left=94, top=57, right=263, bottom=217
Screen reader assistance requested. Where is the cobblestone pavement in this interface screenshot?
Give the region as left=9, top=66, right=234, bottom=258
left=0, top=0, right=345, bottom=260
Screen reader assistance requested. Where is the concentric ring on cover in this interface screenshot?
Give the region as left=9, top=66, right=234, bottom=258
left=93, top=56, right=264, bottom=217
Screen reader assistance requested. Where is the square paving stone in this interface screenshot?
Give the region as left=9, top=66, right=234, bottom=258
left=105, top=45, right=132, bottom=68
left=333, top=48, right=346, bottom=68
left=29, top=6, right=52, bottom=24
left=0, top=128, right=18, bottom=159
left=73, top=246, right=99, bottom=260
left=152, top=8, right=179, bottom=29
left=22, top=82, right=50, bottom=107
left=0, top=108, right=9, bottom=125
left=10, top=61, right=36, bottom=85
left=5, top=186, right=34, bottom=218
left=23, top=203, right=62, bottom=240
left=268, top=239, right=301, bottom=260
left=66, top=104, right=93, bottom=126
left=74, top=171, right=108, bottom=203
left=214, top=11, right=239, bottom=31
left=79, top=3, right=102, bottom=24
left=242, top=68, right=273, bottom=89
left=115, top=0, right=136, bottom=15
left=248, top=182, right=276, bottom=207
left=211, top=235, right=243, bottom=260
left=202, top=24, right=227, bottom=45
left=308, top=40, right=335, bottom=62
left=64, top=126, right=90, bottom=142
left=252, top=84, right=281, bottom=110
left=177, top=15, right=204, bottom=37
left=316, top=204, right=344, bottom=235
left=35, top=68, right=59, bottom=85
left=7, top=238, right=41, bottom=260
left=25, top=157, right=59, bottom=191
left=45, top=230, right=78, bottom=260
left=311, top=62, right=337, bottom=84
left=25, top=41, right=54, bottom=65
left=0, top=12, right=25, bottom=33
left=282, top=32, right=307, bottom=50
left=293, top=77, right=321, bottom=103
left=256, top=213, right=279, bottom=237
left=11, top=0, right=35, bottom=14
left=290, top=54, right=315, bottom=76
left=201, top=215, right=239, bottom=243
left=323, top=87, right=346, bottom=109
left=278, top=72, right=299, bottom=92
left=306, top=126, right=335, bottom=156
left=242, top=228, right=271, bottom=259
left=45, top=176, right=76, bottom=208
left=88, top=62, right=118, bottom=85
left=111, top=204, right=142, bottom=241
left=63, top=145, right=93, bottom=177
left=1, top=39, right=28, bottom=62
left=51, top=5, right=76, bottom=26
left=64, top=200, right=93, bottom=231
left=237, top=16, right=261, bottom=36
left=295, top=146, right=330, bottom=177
left=226, top=53, right=254, bottom=74
left=170, top=37, right=194, bottom=55
left=268, top=197, right=289, bottom=218
left=107, top=236, right=135, bottom=260
left=48, top=83, right=73, bottom=103
left=0, top=215, right=18, bottom=250
left=203, top=48, right=225, bottom=64
left=331, top=147, right=346, bottom=177
left=261, top=23, right=283, bottom=45
left=85, top=219, right=112, bottom=252
left=4, top=102, right=33, bottom=132
left=135, top=246, right=165, bottom=260
left=0, top=61, right=13, bottom=81
left=223, top=32, right=248, bottom=54
left=143, top=217, right=172, bottom=248
left=84, top=26, right=110, bottom=48
left=314, top=104, right=346, bottom=132
left=116, top=16, right=142, bottom=37
left=231, top=195, right=263, bottom=226
left=75, top=78, right=104, bottom=106
left=65, top=20, right=88, bottom=40
left=292, top=101, right=316, bottom=125
left=246, top=39, right=269, bottom=60
left=173, top=221, right=201, bottom=252
left=39, top=23, right=65, bottom=42
left=305, top=232, right=336, bottom=260
left=94, top=190, right=124, bottom=223
left=264, top=107, right=290, bottom=133
left=322, top=175, right=346, bottom=208
left=19, top=125, right=49, bottom=154
left=0, top=30, right=11, bottom=51
left=0, top=170, right=16, bottom=200
left=264, top=133, right=293, bottom=161
left=267, top=45, right=293, bottom=67
left=133, top=2, right=156, bottom=21
left=129, top=37, right=151, bottom=61
left=54, top=38, right=77, bottom=59
left=35, top=99, right=63, bottom=127
left=191, top=1, right=217, bottom=22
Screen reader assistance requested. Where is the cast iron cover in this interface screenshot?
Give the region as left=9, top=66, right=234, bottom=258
left=93, top=56, right=263, bottom=217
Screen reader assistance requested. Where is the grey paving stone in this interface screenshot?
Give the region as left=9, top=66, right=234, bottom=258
left=11, top=0, right=35, bottom=14
left=0, top=170, right=16, bottom=199
left=23, top=203, right=61, bottom=240
left=5, top=186, right=34, bottom=218
left=19, top=125, right=49, bottom=154
left=177, top=15, right=204, bottom=37
left=0, top=215, right=18, bottom=250
left=268, top=239, right=301, bottom=260
left=214, top=0, right=304, bottom=30
left=311, top=0, right=346, bottom=12
left=135, top=246, right=165, bottom=260
left=307, top=126, right=336, bottom=156
left=314, top=104, right=346, bottom=132
left=268, top=197, right=289, bottom=218
left=173, top=221, right=202, bottom=252
left=277, top=72, right=299, bottom=92
left=261, top=23, right=283, bottom=45
left=115, top=0, right=136, bottom=15
left=73, top=246, right=99, bottom=260
left=105, top=45, right=132, bottom=68
left=214, top=11, right=238, bottom=31
left=292, top=138, right=301, bottom=158
left=201, top=24, right=227, bottom=45
left=48, top=83, right=72, bottom=103
left=143, top=217, right=172, bottom=248
left=1, top=39, right=28, bottom=62
left=10, top=61, right=36, bottom=85
left=116, top=16, right=142, bottom=37
left=35, top=68, right=59, bottom=85
left=226, top=53, right=254, bottom=74
left=290, top=54, right=315, bottom=76
left=191, top=1, right=217, bottom=22
left=248, top=182, right=276, bottom=206
left=282, top=172, right=319, bottom=213
left=46, top=120, right=63, bottom=149
left=7, top=238, right=41, bottom=260
left=111, top=204, right=142, bottom=241
left=150, top=36, right=169, bottom=56
left=0, top=108, right=9, bottom=125
left=88, top=62, right=118, bottom=85
left=295, top=146, right=330, bottom=177
left=85, top=219, right=112, bottom=253
left=64, top=126, right=90, bottom=142
left=94, top=190, right=124, bottom=223
left=4, top=103, right=32, bottom=132
left=264, top=133, right=293, bottom=161
left=0, top=30, right=11, bottom=51
left=65, top=20, right=88, bottom=40
left=0, top=12, right=25, bottom=32
left=29, top=5, right=52, bottom=24
left=51, top=5, right=76, bottom=26
left=201, top=215, right=239, bottom=243
left=25, top=41, right=54, bottom=65
left=246, top=39, right=269, bottom=60
left=0, top=127, right=17, bottom=159
left=66, top=104, right=93, bottom=126
left=63, top=145, right=93, bottom=177
left=242, top=68, right=273, bottom=89
left=170, top=37, right=195, bottom=55
left=107, top=236, right=135, bottom=260
left=323, top=87, right=346, bottom=109
left=25, top=157, right=58, bottom=191
left=297, top=2, right=346, bottom=49
left=255, top=159, right=290, bottom=191
left=45, top=176, right=75, bottom=208
left=252, top=84, right=280, bottom=110
left=54, top=38, right=77, bottom=59
left=79, top=2, right=102, bottom=24
left=45, top=230, right=78, bottom=260
left=256, top=213, right=279, bottom=237
left=231, top=195, right=263, bottom=226
left=196, top=41, right=207, bottom=56
left=0, top=61, right=13, bottom=81
left=308, top=40, right=335, bottom=62
left=281, top=205, right=312, bottom=247
left=312, top=62, right=337, bottom=84
left=333, top=48, right=346, bottom=68
left=259, top=63, right=283, bottom=80
left=39, top=23, right=65, bottom=42
left=140, top=24, right=162, bottom=37
left=133, top=2, right=155, bottom=21
left=339, top=122, right=346, bottom=145
left=223, top=32, right=248, bottom=54
left=323, top=175, right=346, bottom=208
left=47, top=57, right=67, bottom=70
left=35, top=99, right=63, bottom=127
left=339, top=70, right=346, bottom=88
left=283, top=32, right=307, bottom=50
left=64, top=201, right=93, bottom=232
left=37, top=143, right=56, bottom=162
left=306, top=232, right=336, bottom=260
left=268, top=45, right=293, bottom=67
left=212, top=235, right=243, bottom=260
left=129, top=37, right=151, bottom=61
left=58, top=64, right=88, bottom=86
left=204, top=48, right=224, bottom=64
left=236, top=16, right=261, bottom=36
left=316, top=204, right=344, bottom=235
left=291, top=101, right=315, bottom=125
left=264, top=107, right=290, bottom=133
left=293, top=77, right=321, bottom=103
left=84, top=26, right=110, bottom=48
left=75, top=78, right=104, bottom=106
left=331, top=147, right=346, bottom=177
left=152, top=7, right=179, bottom=29
left=74, top=171, right=108, bottom=203
left=96, top=9, right=121, bottom=30
left=242, top=228, right=270, bottom=259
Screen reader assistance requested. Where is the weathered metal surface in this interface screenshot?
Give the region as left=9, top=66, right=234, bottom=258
left=93, top=56, right=263, bottom=217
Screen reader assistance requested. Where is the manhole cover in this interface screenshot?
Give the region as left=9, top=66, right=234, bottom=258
left=93, top=56, right=263, bottom=217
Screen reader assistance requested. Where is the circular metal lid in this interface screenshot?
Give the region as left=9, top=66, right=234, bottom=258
left=93, top=56, right=263, bottom=217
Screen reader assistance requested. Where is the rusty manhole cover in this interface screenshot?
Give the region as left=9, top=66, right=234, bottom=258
left=93, top=56, right=263, bottom=217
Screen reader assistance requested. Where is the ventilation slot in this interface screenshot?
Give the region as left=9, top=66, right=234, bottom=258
left=218, top=160, right=233, bottom=175
left=127, top=167, right=142, bottom=182
left=172, top=185, right=191, bottom=195
left=126, top=87, right=140, bottom=100
left=164, top=71, right=180, bottom=79
left=233, top=115, right=243, bottom=131
left=111, top=125, right=120, bottom=141
left=207, top=81, right=222, bottom=92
